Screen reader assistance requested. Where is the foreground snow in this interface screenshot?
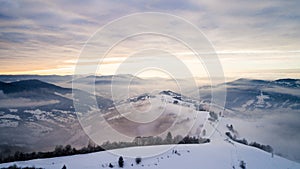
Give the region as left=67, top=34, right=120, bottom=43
left=1, top=140, right=299, bottom=169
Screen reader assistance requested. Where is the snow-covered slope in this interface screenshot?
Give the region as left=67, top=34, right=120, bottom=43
left=0, top=140, right=299, bottom=169
left=1, top=113, right=299, bottom=169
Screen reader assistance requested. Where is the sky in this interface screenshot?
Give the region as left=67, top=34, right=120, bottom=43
left=0, top=0, right=300, bottom=80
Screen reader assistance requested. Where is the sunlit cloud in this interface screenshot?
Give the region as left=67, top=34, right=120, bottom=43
left=0, top=0, right=299, bottom=79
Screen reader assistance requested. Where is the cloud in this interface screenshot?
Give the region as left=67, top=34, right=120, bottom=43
left=0, top=98, right=60, bottom=108
left=0, top=0, right=299, bottom=79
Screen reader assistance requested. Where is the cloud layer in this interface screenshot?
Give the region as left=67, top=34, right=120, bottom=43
left=0, top=0, right=299, bottom=79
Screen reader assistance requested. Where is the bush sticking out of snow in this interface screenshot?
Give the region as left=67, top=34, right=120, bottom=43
left=239, top=160, right=246, bottom=169
left=208, top=112, right=218, bottom=121
left=135, top=157, right=142, bottom=164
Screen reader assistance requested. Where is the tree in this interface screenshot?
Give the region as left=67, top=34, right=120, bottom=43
left=202, top=129, right=206, bottom=137
left=64, top=145, right=72, bottom=154
left=173, top=135, right=183, bottom=144
left=54, top=145, right=64, bottom=156
left=118, top=156, right=124, bottom=168
left=155, top=136, right=163, bottom=145
left=14, top=151, right=21, bottom=161
left=165, top=132, right=173, bottom=144
left=226, top=124, right=234, bottom=132
left=225, top=132, right=233, bottom=139
left=62, top=164, right=67, bottom=169
left=87, top=139, right=96, bottom=150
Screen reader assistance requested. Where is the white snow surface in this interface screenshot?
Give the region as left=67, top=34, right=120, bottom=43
left=0, top=142, right=299, bottom=169
left=1, top=116, right=299, bottom=169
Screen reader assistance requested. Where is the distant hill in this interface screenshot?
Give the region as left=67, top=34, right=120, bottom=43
left=198, top=78, right=300, bottom=111
left=0, top=79, right=69, bottom=94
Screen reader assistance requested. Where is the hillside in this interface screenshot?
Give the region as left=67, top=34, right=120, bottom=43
left=0, top=133, right=299, bottom=168
left=0, top=79, right=112, bottom=155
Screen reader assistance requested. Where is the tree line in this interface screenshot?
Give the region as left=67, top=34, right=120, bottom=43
left=0, top=164, right=43, bottom=169
left=0, top=132, right=210, bottom=164
left=225, top=132, right=273, bottom=153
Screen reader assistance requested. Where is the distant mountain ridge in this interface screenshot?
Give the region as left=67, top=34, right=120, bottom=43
left=226, top=78, right=300, bottom=88
left=0, top=79, right=69, bottom=94
left=197, top=78, right=300, bottom=112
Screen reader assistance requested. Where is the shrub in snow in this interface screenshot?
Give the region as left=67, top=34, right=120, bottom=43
left=109, top=163, right=113, bottom=168
left=226, top=124, right=234, bottom=132
left=208, top=111, right=218, bottom=121
left=135, top=157, right=142, bottom=164
left=62, top=164, right=66, bottom=169
left=239, top=160, right=246, bottom=169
